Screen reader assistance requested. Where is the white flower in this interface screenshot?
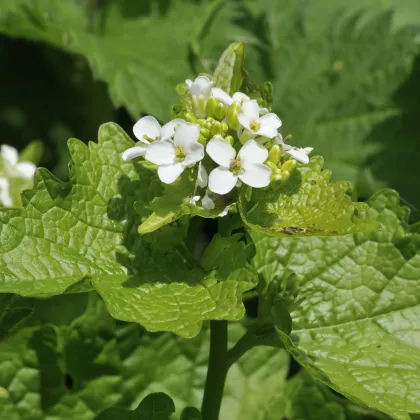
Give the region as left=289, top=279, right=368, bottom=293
left=202, top=192, right=215, bottom=210
left=218, top=204, right=233, bottom=217
left=1, top=145, right=36, bottom=179
left=186, top=76, right=213, bottom=118
left=189, top=195, right=201, bottom=205
left=206, top=136, right=271, bottom=195
left=122, top=117, right=184, bottom=161
left=238, top=100, right=281, bottom=139
left=196, top=162, right=208, bottom=189
left=0, top=177, right=12, bottom=207
left=145, top=123, right=204, bottom=184
left=275, top=134, right=313, bottom=164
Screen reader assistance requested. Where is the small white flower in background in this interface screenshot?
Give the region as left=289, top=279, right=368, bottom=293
left=196, top=162, right=208, bottom=189
left=238, top=100, right=281, bottom=139
left=1, top=145, right=36, bottom=179
left=275, top=134, right=313, bottom=164
left=122, top=116, right=185, bottom=161
left=145, top=123, right=204, bottom=184
left=0, top=177, right=12, bottom=207
left=206, top=136, right=271, bottom=195
left=211, top=89, right=269, bottom=114
left=186, top=76, right=213, bottom=118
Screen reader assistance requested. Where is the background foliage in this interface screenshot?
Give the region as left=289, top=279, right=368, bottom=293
left=0, top=0, right=419, bottom=419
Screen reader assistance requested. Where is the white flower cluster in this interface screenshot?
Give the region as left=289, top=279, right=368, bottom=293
left=122, top=76, right=312, bottom=211
left=0, top=145, right=36, bottom=207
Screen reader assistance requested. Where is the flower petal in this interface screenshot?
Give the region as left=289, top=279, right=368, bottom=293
left=160, top=118, right=185, bottom=141
left=202, top=193, right=215, bottom=210
left=286, top=148, right=310, bottom=164
left=183, top=142, right=204, bottom=166
left=121, top=146, right=147, bottom=161
left=15, top=162, right=36, bottom=179
left=0, top=177, right=12, bottom=207
left=212, top=88, right=232, bottom=105
left=241, top=100, right=259, bottom=121
left=206, top=136, right=236, bottom=167
left=232, top=92, right=250, bottom=103
left=190, top=76, right=213, bottom=98
left=133, top=116, right=161, bottom=143
left=208, top=167, right=238, bottom=195
left=238, top=114, right=251, bottom=131
left=185, top=79, right=193, bottom=88
left=174, top=123, right=200, bottom=148
left=145, top=142, right=176, bottom=165
left=259, top=113, right=282, bottom=129
left=1, top=145, right=18, bottom=166
left=256, top=124, right=279, bottom=139
left=238, top=140, right=268, bottom=165
left=158, top=163, right=184, bottom=184
left=239, top=163, right=272, bottom=188
left=196, top=162, right=208, bottom=188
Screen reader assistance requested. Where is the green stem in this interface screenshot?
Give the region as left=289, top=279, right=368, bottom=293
left=201, top=320, right=228, bottom=420
left=226, top=330, right=255, bottom=368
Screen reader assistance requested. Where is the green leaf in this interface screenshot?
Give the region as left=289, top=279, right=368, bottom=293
left=0, top=123, right=255, bottom=337
left=239, top=156, right=376, bottom=237
left=213, top=42, right=245, bottom=95
left=95, top=392, right=175, bottom=420
left=0, top=0, right=239, bottom=121
left=0, top=294, right=34, bottom=341
left=252, top=189, right=420, bottom=419
left=181, top=407, right=202, bottom=420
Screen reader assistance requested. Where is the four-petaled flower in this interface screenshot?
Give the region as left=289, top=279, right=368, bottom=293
left=206, top=136, right=272, bottom=195
left=186, top=76, right=213, bottom=118
left=145, top=123, right=204, bottom=184
left=211, top=89, right=269, bottom=114
left=238, top=100, right=281, bottom=139
left=122, top=116, right=184, bottom=161
left=275, top=134, right=313, bottom=164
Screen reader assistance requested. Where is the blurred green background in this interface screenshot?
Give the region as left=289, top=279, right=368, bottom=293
left=1, top=0, right=419, bottom=218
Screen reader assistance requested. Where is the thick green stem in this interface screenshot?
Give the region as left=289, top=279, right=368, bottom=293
left=226, top=330, right=255, bottom=368
left=201, top=320, right=228, bottom=420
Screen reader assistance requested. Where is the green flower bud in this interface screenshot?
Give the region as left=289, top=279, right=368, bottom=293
left=198, top=135, right=207, bottom=145
left=222, top=122, right=229, bottom=133
left=268, top=145, right=281, bottom=165
left=281, top=159, right=296, bottom=174
left=206, top=97, right=218, bottom=118
left=203, top=121, right=212, bottom=130
left=226, top=102, right=240, bottom=128
left=210, top=121, right=223, bottom=136
left=225, top=135, right=234, bottom=145
left=281, top=170, right=291, bottom=183
left=200, top=127, right=210, bottom=138
left=266, top=161, right=278, bottom=172
left=214, top=102, right=227, bottom=121
left=184, top=112, right=197, bottom=123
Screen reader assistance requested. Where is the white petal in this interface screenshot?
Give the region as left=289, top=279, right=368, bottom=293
left=122, top=146, right=147, bottom=161
left=183, top=142, right=204, bottom=166
left=0, top=177, right=12, bottom=207
left=286, top=148, right=310, bottom=164
left=206, top=136, right=236, bottom=167
left=239, top=163, right=272, bottom=188
left=274, top=134, right=286, bottom=146
left=160, top=118, right=185, bottom=141
left=1, top=145, right=18, bottom=165
left=145, top=142, right=176, bottom=165
left=208, top=167, right=238, bottom=195
left=303, top=147, right=314, bottom=154
left=212, top=88, right=232, bottom=105
left=190, top=76, right=213, bottom=98
left=196, top=162, right=208, bottom=188
left=259, top=113, right=282, bottom=129
left=238, top=114, right=251, bottom=130
left=202, top=193, right=215, bottom=210
left=241, top=100, right=259, bottom=121
left=16, top=162, right=36, bottom=179
left=238, top=140, right=268, bottom=165
left=259, top=107, right=269, bottom=115
left=174, top=123, right=200, bottom=148
left=158, top=163, right=184, bottom=184
left=232, top=92, right=250, bottom=103
left=189, top=195, right=201, bottom=205
left=218, top=205, right=232, bottom=217
left=133, top=116, right=161, bottom=143
left=185, top=79, right=193, bottom=88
